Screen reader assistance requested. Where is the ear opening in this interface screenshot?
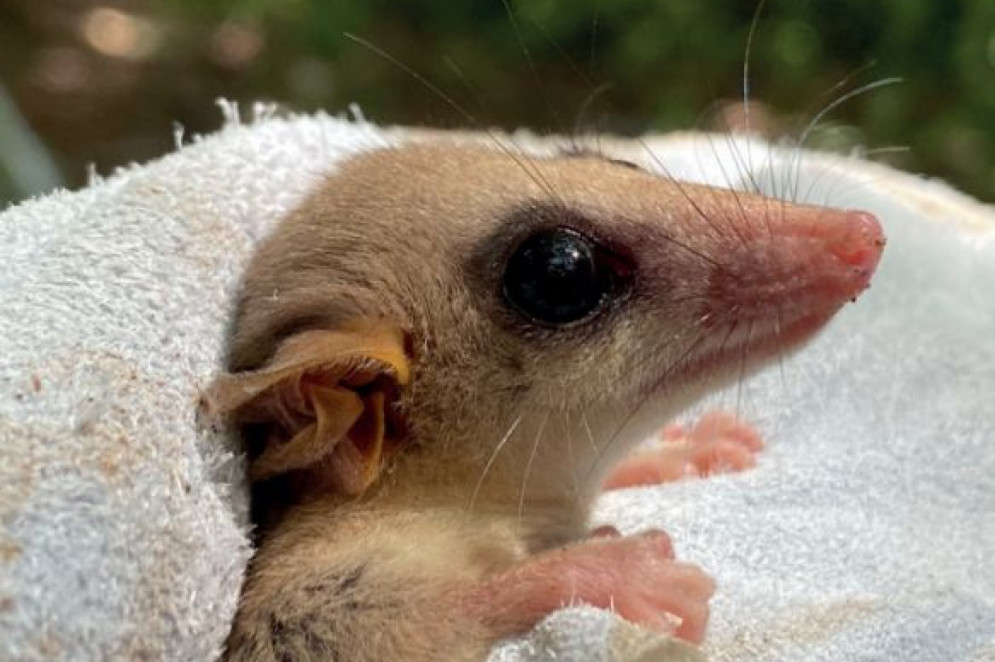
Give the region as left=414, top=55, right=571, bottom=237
left=201, top=322, right=411, bottom=496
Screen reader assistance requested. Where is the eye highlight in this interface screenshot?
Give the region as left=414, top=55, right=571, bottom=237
left=502, top=227, right=630, bottom=327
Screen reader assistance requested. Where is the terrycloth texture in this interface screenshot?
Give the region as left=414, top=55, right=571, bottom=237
left=0, top=106, right=389, bottom=662
left=0, top=108, right=992, bottom=662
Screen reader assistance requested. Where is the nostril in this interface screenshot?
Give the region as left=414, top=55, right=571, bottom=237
left=829, top=210, right=885, bottom=273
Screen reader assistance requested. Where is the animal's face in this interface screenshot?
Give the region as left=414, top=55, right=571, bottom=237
left=220, top=141, right=882, bottom=498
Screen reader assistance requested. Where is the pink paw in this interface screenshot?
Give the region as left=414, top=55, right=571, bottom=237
left=603, top=411, right=764, bottom=490
left=470, top=531, right=714, bottom=643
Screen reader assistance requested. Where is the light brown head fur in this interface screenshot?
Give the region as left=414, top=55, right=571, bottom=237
left=215, top=138, right=883, bottom=662
left=225, top=141, right=879, bottom=524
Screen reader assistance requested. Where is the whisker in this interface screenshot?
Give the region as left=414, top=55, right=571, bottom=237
left=563, top=411, right=580, bottom=498
left=775, top=305, right=788, bottom=397
left=697, top=133, right=755, bottom=244
left=439, top=53, right=566, bottom=205
left=573, top=82, right=615, bottom=146
left=581, top=411, right=599, bottom=453
left=582, top=329, right=710, bottom=487
left=862, top=145, right=913, bottom=158
left=786, top=59, right=880, bottom=199
left=741, top=0, right=770, bottom=191
left=468, top=413, right=523, bottom=512
left=791, top=76, right=904, bottom=201
left=798, top=155, right=852, bottom=207
left=589, top=0, right=602, bottom=71
left=735, top=319, right=755, bottom=417
left=344, top=32, right=566, bottom=207
left=637, top=139, right=741, bottom=261
left=796, top=146, right=908, bottom=207
left=695, top=52, right=759, bottom=201
left=518, top=414, right=549, bottom=520
left=719, top=119, right=763, bottom=198
left=499, top=0, right=566, bottom=135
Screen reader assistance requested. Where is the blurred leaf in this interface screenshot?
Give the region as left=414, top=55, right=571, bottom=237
left=2, top=0, right=990, bottom=202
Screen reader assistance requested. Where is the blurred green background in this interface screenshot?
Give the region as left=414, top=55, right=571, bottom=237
left=1, top=0, right=992, bottom=207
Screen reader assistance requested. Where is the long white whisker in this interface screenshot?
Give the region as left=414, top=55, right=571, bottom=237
left=518, top=415, right=549, bottom=520
left=742, top=0, right=769, bottom=191
left=581, top=411, right=598, bottom=453
left=564, top=411, right=580, bottom=497
left=499, top=0, right=566, bottom=135
left=775, top=305, right=788, bottom=398
left=468, top=413, right=523, bottom=512
left=637, top=139, right=743, bottom=258
left=791, top=76, right=904, bottom=201
left=582, top=329, right=709, bottom=487
left=787, top=59, right=880, bottom=199
left=736, top=320, right=755, bottom=418
left=345, top=32, right=566, bottom=207
left=698, top=133, right=755, bottom=243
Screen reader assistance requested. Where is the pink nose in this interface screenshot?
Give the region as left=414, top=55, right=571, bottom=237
left=826, top=210, right=885, bottom=276
left=705, top=205, right=886, bottom=322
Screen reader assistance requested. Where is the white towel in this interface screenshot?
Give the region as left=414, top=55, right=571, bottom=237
left=0, top=106, right=992, bottom=662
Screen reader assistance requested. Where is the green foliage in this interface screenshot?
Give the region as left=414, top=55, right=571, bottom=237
left=92, top=0, right=995, bottom=200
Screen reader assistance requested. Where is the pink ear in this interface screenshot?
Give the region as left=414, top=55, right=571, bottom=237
left=201, top=323, right=410, bottom=495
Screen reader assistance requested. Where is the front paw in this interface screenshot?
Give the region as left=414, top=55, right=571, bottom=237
left=472, top=530, right=714, bottom=644
left=604, top=410, right=764, bottom=489
left=562, top=531, right=715, bottom=642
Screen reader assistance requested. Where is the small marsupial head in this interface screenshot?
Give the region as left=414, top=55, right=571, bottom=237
left=206, top=139, right=883, bottom=511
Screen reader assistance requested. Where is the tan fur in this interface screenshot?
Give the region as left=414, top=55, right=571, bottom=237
left=226, top=504, right=525, bottom=662
left=217, top=140, right=873, bottom=661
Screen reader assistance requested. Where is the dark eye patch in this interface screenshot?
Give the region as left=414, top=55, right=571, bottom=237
left=465, top=202, right=636, bottom=334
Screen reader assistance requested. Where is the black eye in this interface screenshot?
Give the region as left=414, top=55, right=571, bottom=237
left=502, top=227, right=628, bottom=326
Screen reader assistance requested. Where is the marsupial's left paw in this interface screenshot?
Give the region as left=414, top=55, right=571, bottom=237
left=467, top=530, right=714, bottom=644
left=602, top=411, right=764, bottom=490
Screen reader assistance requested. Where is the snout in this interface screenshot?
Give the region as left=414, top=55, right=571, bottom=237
left=707, top=206, right=885, bottom=324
